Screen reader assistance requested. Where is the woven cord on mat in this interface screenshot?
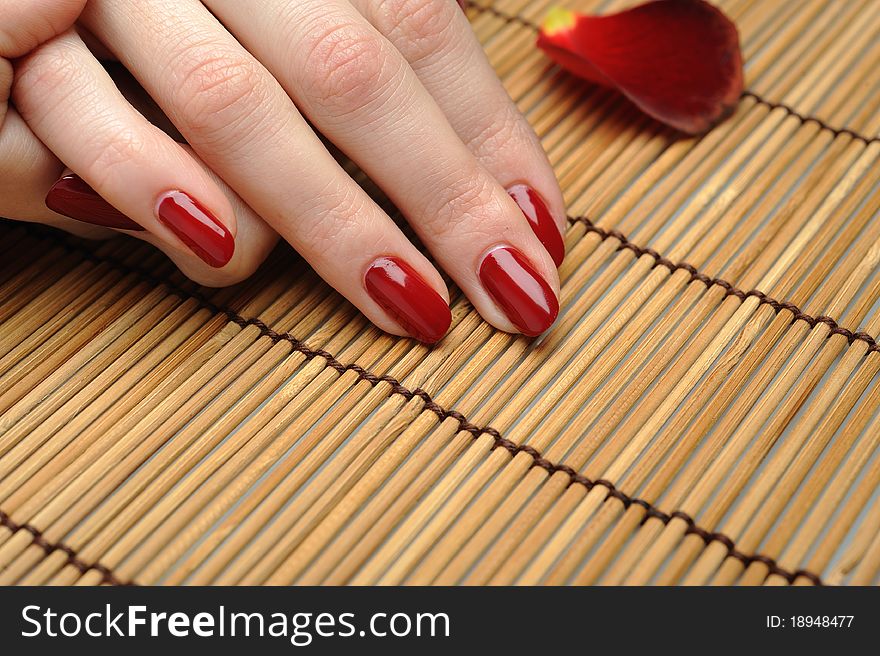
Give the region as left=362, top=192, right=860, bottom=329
left=2, top=0, right=880, bottom=587
left=3, top=221, right=839, bottom=587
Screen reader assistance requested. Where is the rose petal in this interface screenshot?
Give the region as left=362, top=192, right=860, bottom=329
left=537, top=1, right=744, bottom=134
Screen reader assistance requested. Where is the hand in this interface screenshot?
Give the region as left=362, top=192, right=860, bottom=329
left=0, top=0, right=281, bottom=286
left=11, top=1, right=566, bottom=342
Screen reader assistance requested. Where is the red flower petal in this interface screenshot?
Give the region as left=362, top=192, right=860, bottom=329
left=537, top=0, right=743, bottom=134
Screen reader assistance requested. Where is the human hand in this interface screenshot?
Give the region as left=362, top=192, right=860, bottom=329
left=11, top=1, right=566, bottom=342
left=0, top=0, right=281, bottom=286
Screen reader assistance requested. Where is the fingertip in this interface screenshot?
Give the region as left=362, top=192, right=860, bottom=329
left=507, top=183, right=566, bottom=267
left=154, top=190, right=236, bottom=269
left=364, top=255, right=452, bottom=343
left=477, top=245, right=559, bottom=338
left=45, top=173, right=145, bottom=231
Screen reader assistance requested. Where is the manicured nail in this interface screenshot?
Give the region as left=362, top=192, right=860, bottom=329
left=365, top=256, right=452, bottom=343
left=508, top=184, right=565, bottom=267
left=46, top=174, right=144, bottom=231
left=479, top=246, right=559, bottom=336
left=457, top=0, right=467, bottom=10
left=156, top=191, right=234, bottom=268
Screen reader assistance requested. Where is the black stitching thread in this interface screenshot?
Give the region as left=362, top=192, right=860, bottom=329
left=0, top=509, right=132, bottom=586
left=570, top=215, right=880, bottom=353
left=463, top=1, right=880, bottom=144
left=462, top=0, right=538, bottom=28
left=6, top=225, right=835, bottom=586
left=740, top=91, right=880, bottom=145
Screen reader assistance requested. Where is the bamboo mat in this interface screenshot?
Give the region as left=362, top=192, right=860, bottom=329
left=1, top=0, right=880, bottom=587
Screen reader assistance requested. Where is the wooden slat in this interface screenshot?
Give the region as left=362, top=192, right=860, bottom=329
left=0, top=0, right=879, bottom=586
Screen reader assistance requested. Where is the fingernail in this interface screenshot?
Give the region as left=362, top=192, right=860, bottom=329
left=156, top=191, right=234, bottom=268
left=508, top=184, right=565, bottom=267
left=479, top=246, right=559, bottom=336
left=365, top=256, right=452, bottom=343
left=457, top=0, right=468, bottom=10
left=46, top=174, right=144, bottom=231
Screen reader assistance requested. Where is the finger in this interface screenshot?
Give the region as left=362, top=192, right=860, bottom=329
left=100, top=55, right=286, bottom=280
left=0, top=0, right=109, bottom=238
left=47, top=167, right=280, bottom=288
left=80, top=0, right=452, bottom=341
left=356, top=0, right=566, bottom=266
left=201, top=0, right=559, bottom=335
left=13, top=30, right=238, bottom=268
left=0, top=1, right=278, bottom=284
left=0, top=107, right=113, bottom=238
left=76, top=25, right=117, bottom=62
left=0, top=0, right=86, bottom=58
left=0, top=107, right=278, bottom=285
left=0, top=0, right=85, bottom=132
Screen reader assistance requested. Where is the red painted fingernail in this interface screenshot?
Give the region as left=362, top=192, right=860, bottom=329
left=365, top=257, right=451, bottom=343
left=457, top=0, right=468, bottom=10
left=156, top=191, right=234, bottom=268
left=479, top=246, right=559, bottom=336
left=46, top=174, right=144, bottom=231
left=508, top=184, right=565, bottom=267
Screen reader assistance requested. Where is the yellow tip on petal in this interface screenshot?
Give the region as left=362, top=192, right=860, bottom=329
left=542, top=7, right=576, bottom=35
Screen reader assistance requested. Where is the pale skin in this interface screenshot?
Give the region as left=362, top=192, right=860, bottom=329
left=1, top=0, right=566, bottom=341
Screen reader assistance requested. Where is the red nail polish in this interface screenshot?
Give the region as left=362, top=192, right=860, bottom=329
left=46, top=175, right=144, bottom=231
left=365, top=257, right=451, bottom=343
left=479, top=246, right=559, bottom=336
left=508, top=184, right=565, bottom=267
left=156, top=191, right=234, bottom=268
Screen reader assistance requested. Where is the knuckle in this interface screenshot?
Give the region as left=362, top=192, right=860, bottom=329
left=300, top=23, right=399, bottom=115
left=375, top=0, right=458, bottom=61
left=299, top=184, right=370, bottom=251
left=467, top=104, right=527, bottom=158
left=421, top=167, right=496, bottom=238
left=172, top=44, right=269, bottom=140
